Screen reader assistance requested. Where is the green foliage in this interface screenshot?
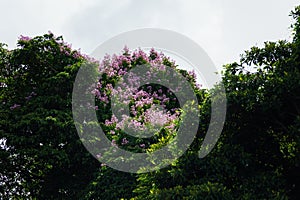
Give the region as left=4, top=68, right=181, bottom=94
left=131, top=5, right=300, bottom=200
left=0, top=33, right=99, bottom=199
left=81, top=167, right=137, bottom=200
left=1, top=5, right=300, bottom=200
left=135, top=182, right=233, bottom=200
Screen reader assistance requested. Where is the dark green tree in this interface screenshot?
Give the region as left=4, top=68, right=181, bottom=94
left=0, top=33, right=99, bottom=199
left=132, top=5, right=300, bottom=199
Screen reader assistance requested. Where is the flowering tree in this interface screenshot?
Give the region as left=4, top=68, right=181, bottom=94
left=2, top=6, right=300, bottom=199
left=92, top=47, right=200, bottom=156
left=77, top=46, right=204, bottom=199
left=0, top=33, right=203, bottom=199
left=84, top=6, right=300, bottom=199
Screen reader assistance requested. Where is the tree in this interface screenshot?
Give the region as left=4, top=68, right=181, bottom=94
left=0, top=33, right=99, bottom=199
left=78, top=46, right=202, bottom=199
left=132, top=5, right=300, bottom=199
left=1, top=5, right=300, bottom=199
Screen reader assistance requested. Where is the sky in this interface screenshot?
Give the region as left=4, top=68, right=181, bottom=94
left=0, top=0, right=299, bottom=71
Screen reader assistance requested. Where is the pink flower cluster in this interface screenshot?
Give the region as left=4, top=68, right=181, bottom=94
left=19, top=35, right=31, bottom=42
left=94, top=47, right=198, bottom=150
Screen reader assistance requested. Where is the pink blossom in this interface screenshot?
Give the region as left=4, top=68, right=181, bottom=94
left=188, top=70, right=196, bottom=79
left=105, top=115, right=118, bottom=126
left=19, top=35, right=31, bottom=42
left=121, top=138, right=129, bottom=145
left=97, top=82, right=102, bottom=89
left=91, top=89, right=101, bottom=97
left=111, top=139, right=117, bottom=146
left=96, top=153, right=102, bottom=158
left=10, top=104, right=21, bottom=110
left=123, top=45, right=130, bottom=54
left=132, top=49, right=149, bottom=62
left=25, top=95, right=31, bottom=101
left=94, top=47, right=194, bottom=147
left=106, top=84, right=113, bottom=92
left=159, top=64, right=165, bottom=71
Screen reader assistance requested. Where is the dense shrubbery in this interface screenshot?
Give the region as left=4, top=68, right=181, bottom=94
left=1, top=6, right=300, bottom=200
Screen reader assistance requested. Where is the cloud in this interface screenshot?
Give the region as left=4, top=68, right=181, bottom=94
left=1, top=0, right=299, bottom=69
left=0, top=0, right=94, bottom=49
left=64, top=0, right=223, bottom=56
left=220, top=0, right=299, bottom=66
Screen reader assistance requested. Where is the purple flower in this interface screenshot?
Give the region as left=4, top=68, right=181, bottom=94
left=110, top=130, right=115, bottom=135
left=91, top=89, right=101, bottom=97
left=72, top=51, right=81, bottom=59
left=123, top=45, right=130, bottom=54
left=25, top=95, right=32, bottom=101
left=96, top=153, right=102, bottom=159
left=188, top=70, right=196, bottom=79
left=19, top=35, right=31, bottom=42
left=196, top=83, right=202, bottom=89
left=159, top=64, right=165, bottom=71
left=94, top=47, right=196, bottom=149
left=111, top=139, right=117, bottom=147
left=132, top=49, right=149, bottom=62
left=121, top=138, right=129, bottom=145
left=97, top=82, right=102, bottom=89
left=10, top=104, right=21, bottom=110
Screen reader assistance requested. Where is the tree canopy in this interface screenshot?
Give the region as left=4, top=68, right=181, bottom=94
left=1, top=6, right=300, bottom=200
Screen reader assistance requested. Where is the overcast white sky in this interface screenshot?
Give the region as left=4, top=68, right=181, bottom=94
left=0, top=0, right=299, bottom=70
